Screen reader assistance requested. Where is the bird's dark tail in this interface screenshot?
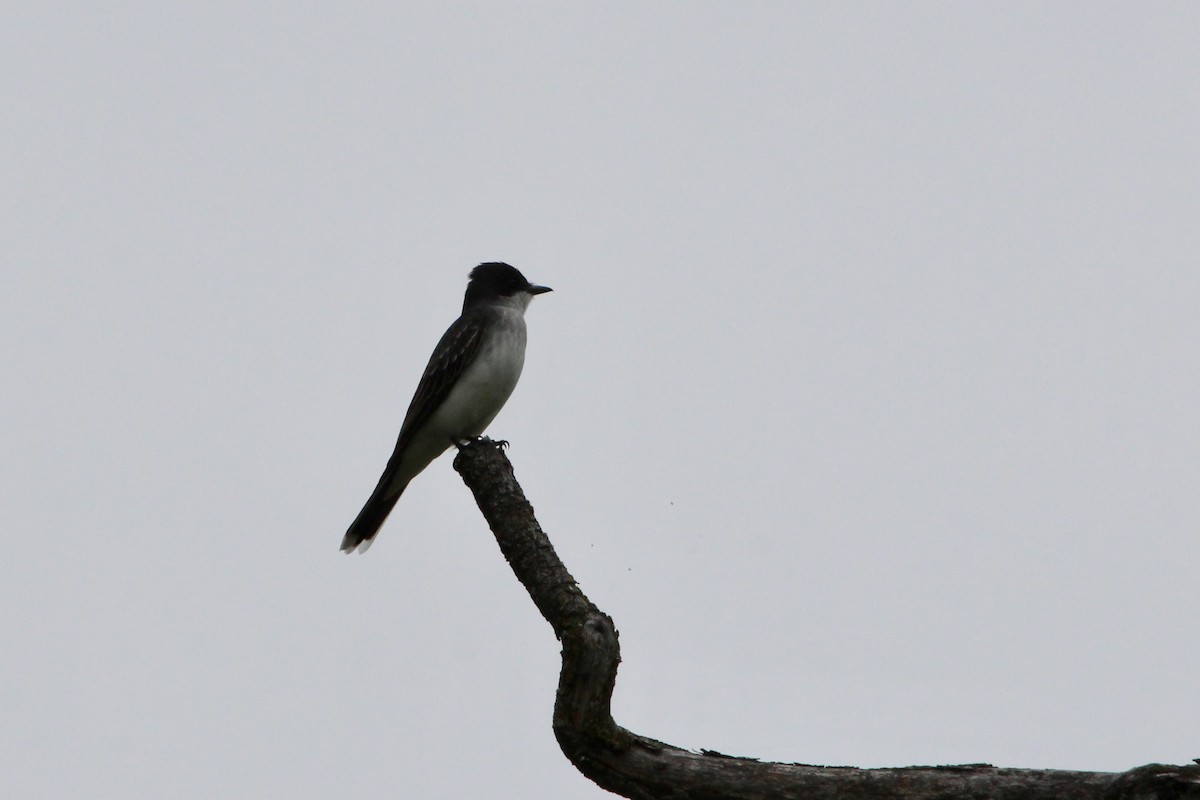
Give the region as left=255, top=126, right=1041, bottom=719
left=341, top=480, right=409, bottom=553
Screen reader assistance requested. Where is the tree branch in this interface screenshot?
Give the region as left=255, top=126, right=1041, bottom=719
left=452, top=438, right=1200, bottom=799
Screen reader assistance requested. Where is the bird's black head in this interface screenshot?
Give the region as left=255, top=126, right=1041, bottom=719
left=463, top=262, right=551, bottom=312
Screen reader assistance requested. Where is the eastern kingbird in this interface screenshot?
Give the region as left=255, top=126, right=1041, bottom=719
left=341, top=262, right=551, bottom=553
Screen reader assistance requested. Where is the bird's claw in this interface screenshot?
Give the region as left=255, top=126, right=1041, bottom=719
left=452, top=435, right=508, bottom=451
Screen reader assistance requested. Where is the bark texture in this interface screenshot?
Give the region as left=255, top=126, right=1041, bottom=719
left=452, top=438, right=1199, bottom=800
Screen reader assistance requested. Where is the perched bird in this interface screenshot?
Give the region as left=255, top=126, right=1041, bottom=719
left=341, top=262, right=552, bottom=553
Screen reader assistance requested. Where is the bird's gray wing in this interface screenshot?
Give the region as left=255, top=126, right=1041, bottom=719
left=341, top=312, right=486, bottom=551
left=392, top=310, right=487, bottom=453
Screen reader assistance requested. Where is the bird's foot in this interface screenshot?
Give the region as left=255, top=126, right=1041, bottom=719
left=452, top=435, right=508, bottom=451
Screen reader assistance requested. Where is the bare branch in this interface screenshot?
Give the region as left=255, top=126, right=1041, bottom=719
left=452, top=439, right=1200, bottom=799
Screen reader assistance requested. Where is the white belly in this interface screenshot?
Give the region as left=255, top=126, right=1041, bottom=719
left=427, top=313, right=527, bottom=440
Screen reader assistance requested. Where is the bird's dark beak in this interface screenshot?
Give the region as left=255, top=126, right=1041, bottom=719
left=528, top=284, right=553, bottom=295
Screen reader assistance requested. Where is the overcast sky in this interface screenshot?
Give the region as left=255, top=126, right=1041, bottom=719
left=4, top=3, right=1198, bottom=798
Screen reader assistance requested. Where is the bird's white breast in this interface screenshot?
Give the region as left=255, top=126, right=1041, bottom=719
left=428, top=306, right=528, bottom=440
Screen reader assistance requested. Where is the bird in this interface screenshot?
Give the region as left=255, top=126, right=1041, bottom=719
left=341, top=262, right=552, bottom=553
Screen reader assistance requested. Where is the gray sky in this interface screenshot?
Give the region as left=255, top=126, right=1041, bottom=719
left=4, top=3, right=1198, bottom=798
